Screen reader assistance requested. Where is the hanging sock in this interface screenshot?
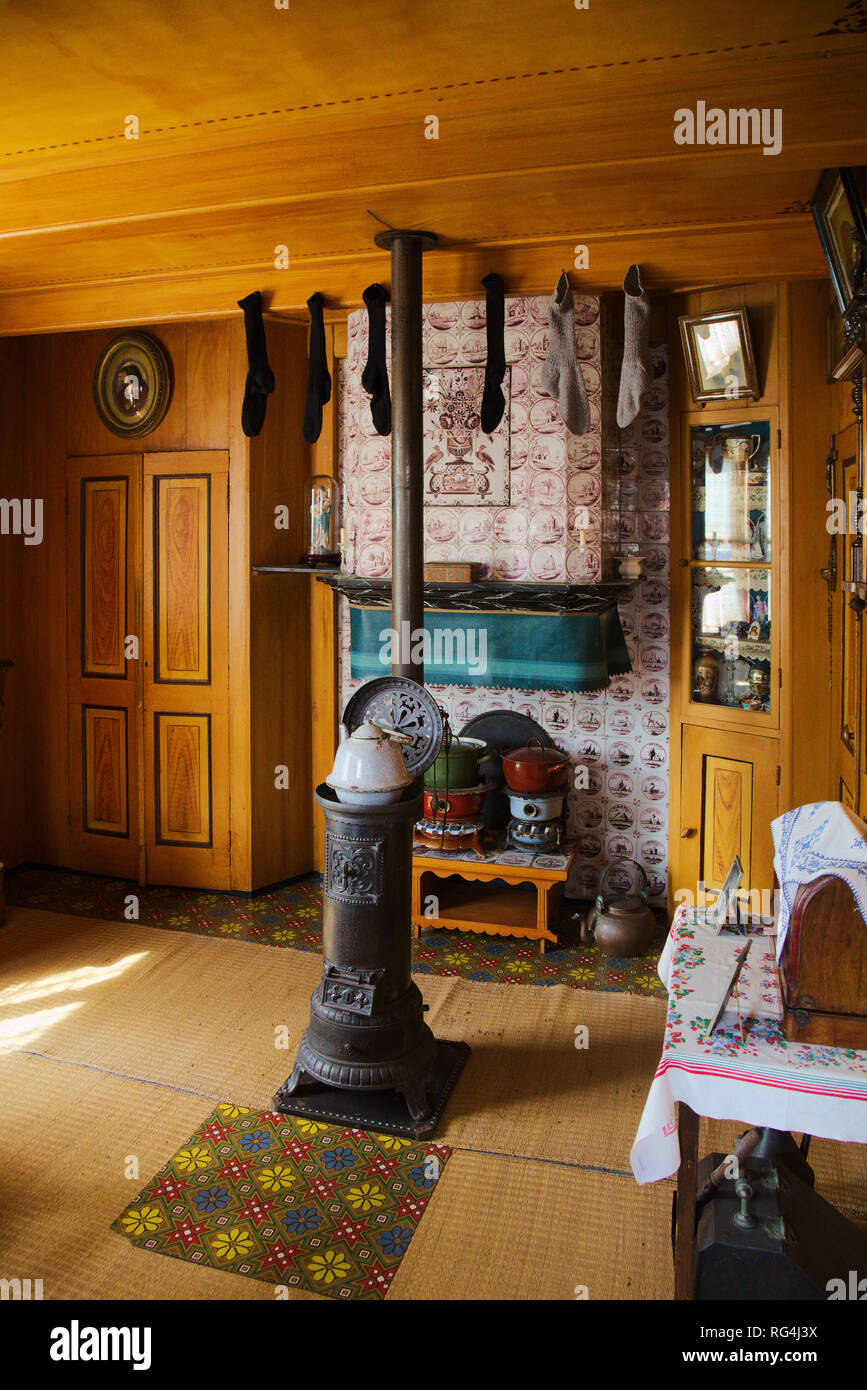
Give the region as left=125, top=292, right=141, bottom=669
left=237, top=291, right=275, bottom=438
left=616, top=264, right=651, bottom=429
left=303, top=291, right=332, bottom=444
left=361, top=283, right=391, bottom=436
left=480, top=271, right=506, bottom=434
left=543, top=271, right=590, bottom=436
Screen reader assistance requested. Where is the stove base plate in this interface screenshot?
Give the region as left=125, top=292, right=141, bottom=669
left=272, top=1038, right=470, bottom=1139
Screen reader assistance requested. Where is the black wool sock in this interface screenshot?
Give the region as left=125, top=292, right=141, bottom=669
left=361, top=283, right=391, bottom=436
left=303, top=291, right=332, bottom=445
left=237, top=290, right=275, bottom=438
left=480, top=271, right=506, bottom=435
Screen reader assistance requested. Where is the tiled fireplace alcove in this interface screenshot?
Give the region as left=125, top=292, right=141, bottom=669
left=336, top=294, right=670, bottom=902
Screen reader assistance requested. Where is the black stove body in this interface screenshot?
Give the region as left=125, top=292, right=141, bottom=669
left=274, top=785, right=468, bottom=1137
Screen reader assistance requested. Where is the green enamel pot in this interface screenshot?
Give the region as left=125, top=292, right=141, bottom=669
left=423, top=736, right=487, bottom=789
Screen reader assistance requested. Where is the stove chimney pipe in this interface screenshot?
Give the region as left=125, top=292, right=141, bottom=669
left=374, top=228, right=438, bottom=682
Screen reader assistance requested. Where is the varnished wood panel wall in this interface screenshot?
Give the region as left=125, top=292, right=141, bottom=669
left=0, top=337, right=29, bottom=868
left=249, top=319, right=313, bottom=887
left=785, top=281, right=833, bottom=809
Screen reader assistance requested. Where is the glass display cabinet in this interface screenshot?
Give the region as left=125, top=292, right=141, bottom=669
left=684, top=416, right=776, bottom=726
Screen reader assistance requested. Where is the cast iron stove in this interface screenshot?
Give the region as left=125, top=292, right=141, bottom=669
left=273, top=677, right=470, bottom=1137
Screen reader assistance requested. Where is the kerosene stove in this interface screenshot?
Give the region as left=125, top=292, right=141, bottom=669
left=506, top=789, right=566, bottom=853
left=273, top=676, right=470, bottom=1137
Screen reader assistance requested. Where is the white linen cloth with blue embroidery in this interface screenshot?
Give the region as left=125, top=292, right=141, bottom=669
left=771, top=800, right=867, bottom=962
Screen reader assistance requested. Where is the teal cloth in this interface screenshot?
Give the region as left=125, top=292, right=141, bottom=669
left=349, top=604, right=631, bottom=692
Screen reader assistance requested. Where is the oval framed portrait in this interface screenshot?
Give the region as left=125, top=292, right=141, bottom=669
left=93, top=333, right=172, bottom=438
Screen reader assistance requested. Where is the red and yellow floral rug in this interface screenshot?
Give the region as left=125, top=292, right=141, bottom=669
left=8, top=866, right=665, bottom=999
left=112, top=1104, right=450, bottom=1300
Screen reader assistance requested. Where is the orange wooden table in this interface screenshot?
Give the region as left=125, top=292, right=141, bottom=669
left=411, top=843, right=578, bottom=955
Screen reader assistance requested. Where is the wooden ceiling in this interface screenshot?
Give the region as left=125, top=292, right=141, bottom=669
left=1, top=0, right=865, bottom=333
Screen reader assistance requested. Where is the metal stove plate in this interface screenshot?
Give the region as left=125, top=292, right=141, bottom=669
left=273, top=1039, right=471, bottom=1139
left=343, top=676, right=444, bottom=779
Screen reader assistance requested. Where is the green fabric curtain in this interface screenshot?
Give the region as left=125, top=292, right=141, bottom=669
left=349, top=603, right=631, bottom=692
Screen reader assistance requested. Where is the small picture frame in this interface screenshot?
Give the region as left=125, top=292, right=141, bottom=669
left=93, top=332, right=173, bottom=439
left=811, top=167, right=867, bottom=318
left=707, top=854, right=744, bottom=931
left=678, top=308, right=759, bottom=405
left=705, top=940, right=753, bottom=1040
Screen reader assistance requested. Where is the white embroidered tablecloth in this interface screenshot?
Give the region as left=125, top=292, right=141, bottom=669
left=771, top=800, right=867, bottom=961
left=630, top=905, right=867, bottom=1184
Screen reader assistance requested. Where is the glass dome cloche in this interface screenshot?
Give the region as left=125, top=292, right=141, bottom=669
left=300, top=473, right=341, bottom=568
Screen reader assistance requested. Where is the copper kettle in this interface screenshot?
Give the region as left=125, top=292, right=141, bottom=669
left=579, top=860, right=657, bottom=958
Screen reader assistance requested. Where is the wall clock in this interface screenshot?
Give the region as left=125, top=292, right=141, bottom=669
left=93, top=332, right=172, bottom=437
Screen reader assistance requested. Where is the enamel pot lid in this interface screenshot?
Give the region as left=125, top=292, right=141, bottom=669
left=502, top=738, right=569, bottom=767
left=342, top=676, right=444, bottom=780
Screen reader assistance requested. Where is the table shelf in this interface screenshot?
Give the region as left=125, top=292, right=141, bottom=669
left=412, top=844, right=578, bottom=954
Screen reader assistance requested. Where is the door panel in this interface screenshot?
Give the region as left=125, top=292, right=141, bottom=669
left=154, top=712, right=212, bottom=846
left=155, top=474, right=211, bottom=684
left=680, top=725, right=778, bottom=900
left=702, top=754, right=754, bottom=889
left=82, top=705, right=129, bottom=837
left=82, top=476, right=129, bottom=678
left=67, top=456, right=141, bottom=877
left=142, top=453, right=229, bottom=887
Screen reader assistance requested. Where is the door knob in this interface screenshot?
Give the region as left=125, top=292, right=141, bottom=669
left=680, top=827, right=697, bottom=839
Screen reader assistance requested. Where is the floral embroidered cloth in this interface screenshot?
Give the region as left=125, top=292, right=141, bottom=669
left=630, top=905, right=867, bottom=1184
left=771, top=800, right=867, bottom=961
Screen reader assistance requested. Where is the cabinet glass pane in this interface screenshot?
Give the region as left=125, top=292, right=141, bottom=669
left=690, top=420, right=771, bottom=563
left=691, top=566, right=771, bottom=711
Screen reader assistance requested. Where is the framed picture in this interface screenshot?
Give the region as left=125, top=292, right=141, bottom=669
left=93, top=332, right=173, bottom=438
left=811, top=167, right=867, bottom=317
left=678, top=308, right=759, bottom=404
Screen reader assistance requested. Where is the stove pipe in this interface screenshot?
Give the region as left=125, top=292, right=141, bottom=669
left=377, top=229, right=438, bottom=680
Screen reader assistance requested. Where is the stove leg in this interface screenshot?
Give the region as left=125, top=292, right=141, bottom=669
left=274, top=1062, right=315, bottom=1105
left=399, top=1077, right=433, bottom=1125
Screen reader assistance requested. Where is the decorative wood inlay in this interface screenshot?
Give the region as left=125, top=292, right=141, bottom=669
left=702, top=755, right=753, bottom=890
left=155, top=474, right=210, bottom=683
left=155, top=712, right=211, bottom=846
left=83, top=705, right=128, bottom=837
left=82, top=477, right=127, bottom=678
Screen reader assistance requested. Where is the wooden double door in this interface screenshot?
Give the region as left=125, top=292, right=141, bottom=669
left=67, top=451, right=231, bottom=888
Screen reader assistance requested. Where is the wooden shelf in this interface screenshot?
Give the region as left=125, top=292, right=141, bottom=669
left=431, top=877, right=538, bottom=931
left=312, top=575, right=638, bottom=614
left=252, top=565, right=341, bottom=575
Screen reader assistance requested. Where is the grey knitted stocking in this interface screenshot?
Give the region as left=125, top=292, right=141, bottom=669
left=543, top=272, right=590, bottom=436
left=616, top=264, right=651, bottom=429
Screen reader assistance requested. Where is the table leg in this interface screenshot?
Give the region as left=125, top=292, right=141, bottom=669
left=674, top=1101, right=700, bottom=1301
left=411, top=869, right=421, bottom=942
left=536, top=883, right=547, bottom=955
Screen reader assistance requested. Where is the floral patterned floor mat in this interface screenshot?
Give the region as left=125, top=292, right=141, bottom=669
left=7, top=865, right=666, bottom=999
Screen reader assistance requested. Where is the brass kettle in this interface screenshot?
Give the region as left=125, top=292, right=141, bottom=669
left=579, top=860, right=657, bottom=958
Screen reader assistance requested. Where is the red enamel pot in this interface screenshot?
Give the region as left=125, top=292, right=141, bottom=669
left=423, top=785, right=487, bottom=820
left=501, top=738, right=570, bottom=794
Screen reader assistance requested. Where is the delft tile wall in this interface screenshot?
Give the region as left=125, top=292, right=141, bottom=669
left=336, top=295, right=670, bottom=903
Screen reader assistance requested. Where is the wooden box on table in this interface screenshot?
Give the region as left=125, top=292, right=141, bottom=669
left=778, top=875, right=867, bottom=1048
